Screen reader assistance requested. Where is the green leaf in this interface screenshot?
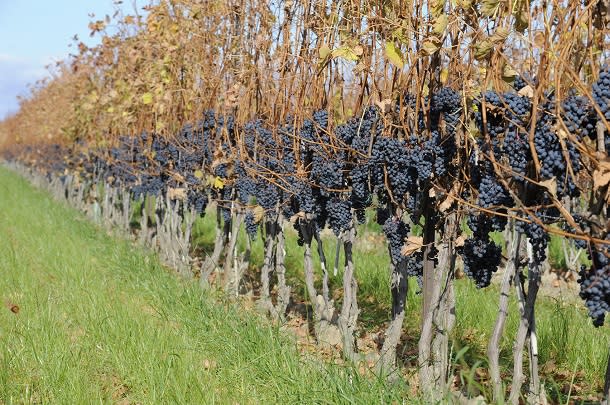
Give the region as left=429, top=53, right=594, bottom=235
left=385, top=42, right=404, bottom=68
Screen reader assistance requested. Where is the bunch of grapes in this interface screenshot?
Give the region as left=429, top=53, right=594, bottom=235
left=579, top=235, right=610, bottom=327
left=462, top=236, right=503, bottom=288
left=382, top=217, right=410, bottom=265
left=326, top=198, right=352, bottom=236
left=244, top=210, right=259, bottom=239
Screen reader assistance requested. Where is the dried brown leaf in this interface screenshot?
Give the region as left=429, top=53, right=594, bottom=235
left=401, top=236, right=424, bottom=257
left=168, top=187, right=186, bottom=201
left=518, top=85, right=534, bottom=98
left=593, top=158, right=610, bottom=191
left=253, top=205, right=265, bottom=223
left=539, top=177, right=557, bottom=198
left=290, top=211, right=305, bottom=224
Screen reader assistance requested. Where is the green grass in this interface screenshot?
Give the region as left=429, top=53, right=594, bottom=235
left=0, top=167, right=406, bottom=404
left=2, top=166, right=609, bottom=404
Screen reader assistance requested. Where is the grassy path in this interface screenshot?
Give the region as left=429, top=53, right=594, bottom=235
left=0, top=168, right=401, bottom=404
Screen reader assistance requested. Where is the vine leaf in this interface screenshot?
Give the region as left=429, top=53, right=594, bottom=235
left=433, top=14, right=448, bottom=35
left=540, top=177, right=558, bottom=198
left=593, top=158, right=610, bottom=191
left=422, top=36, right=442, bottom=55
left=401, top=236, right=424, bottom=257
left=454, top=235, right=466, bottom=248
left=518, top=85, right=534, bottom=98
left=474, top=40, right=493, bottom=60
left=480, top=0, right=501, bottom=17
left=290, top=211, right=305, bottom=224
left=385, top=42, right=404, bottom=68
left=319, top=44, right=332, bottom=60
left=502, top=64, right=518, bottom=82
left=141, top=92, right=153, bottom=105
left=332, top=46, right=360, bottom=62
left=375, top=98, right=393, bottom=113
left=439, top=192, right=455, bottom=212
left=167, top=187, right=186, bottom=201
left=253, top=206, right=265, bottom=223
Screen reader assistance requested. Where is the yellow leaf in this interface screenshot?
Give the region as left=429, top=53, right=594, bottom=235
left=474, top=40, right=493, bottom=60
left=213, top=176, right=225, bottom=189
left=385, top=42, right=404, bottom=68
left=440, top=68, right=449, bottom=84
left=422, top=40, right=440, bottom=55
left=194, top=170, right=204, bottom=179
left=480, top=0, right=501, bottom=17
left=332, top=46, right=360, bottom=62
left=319, top=44, right=332, bottom=60
left=490, top=27, right=510, bottom=44
left=433, top=14, right=448, bottom=35
left=141, top=93, right=153, bottom=105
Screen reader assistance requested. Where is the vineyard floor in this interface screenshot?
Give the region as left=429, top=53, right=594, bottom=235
left=190, top=198, right=610, bottom=402
left=0, top=168, right=404, bottom=404
left=1, top=166, right=609, bottom=404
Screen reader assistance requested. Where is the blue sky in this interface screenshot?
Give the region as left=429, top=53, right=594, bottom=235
left=0, top=1, right=142, bottom=119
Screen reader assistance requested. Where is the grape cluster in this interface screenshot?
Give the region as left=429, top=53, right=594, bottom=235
left=382, top=217, right=410, bottom=265
left=503, top=129, right=530, bottom=180
left=524, top=221, right=549, bottom=264
left=462, top=236, right=502, bottom=288
left=592, top=66, right=610, bottom=121
left=579, top=235, right=610, bottom=327
left=462, top=213, right=503, bottom=288
left=561, top=95, right=596, bottom=139
left=592, top=66, right=610, bottom=152
left=533, top=97, right=582, bottom=198
left=476, top=172, right=513, bottom=231
left=326, top=198, right=352, bottom=236
left=244, top=210, right=259, bottom=238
